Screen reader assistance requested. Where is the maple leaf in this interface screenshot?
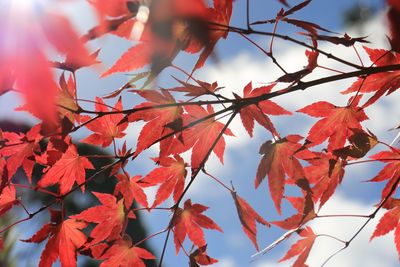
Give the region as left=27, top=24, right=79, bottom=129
left=0, top=124, right=42, bottom=182
left=332, top=128, right=378, bottom=159
left=231, top=191, right=270, bottom=250
left=141, top=155, right=188, bottom=207
left=81, top=97, right=128, bottom=147
left=101, top=43, right=152, bottom=78
left=256, top=135, right=307, bottom=214
left=297, top=95, right=368, bottom=151
left=279, top=227, right=317, bottom=267
left=272, top=186, right=316, bottom=231
left=367, top=148, right=400, bottom=201
left=304, top=152, right=345, bottom=209
left=114, top=173, right=148, bottom=208
left=98, top=237, right=156, bottom=267
left=236, top=82, right=291, bottom=137
left=172, top=199, right=223, bottom=254
left=168, top=77, right=220, bottom=97
left=341, top=47, right=400, bottom=107
left=127, top=89, right=183, bottom=157
left=0, top=186, right=17, bottom=216
left=189, top=245, right=218, bottom=267
left=190, top=0, right=233, bottom=74
left=370, top=198, right=400, bottom=256
left=71, top=192, right=128, bottom=246
left=0, top=6, right=91, bottom=124
left=172, top=105, right=234, bottom=171
left=38, top=143, right=94, bottom=195
left=57, top=73, right=79, bottom=123
left=23, top=212, right=87, bottom=267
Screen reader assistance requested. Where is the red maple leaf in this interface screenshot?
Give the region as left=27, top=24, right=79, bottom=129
left=172, top=199, right=222, bottom=254
left=367, top=148, right=400, bottom=201
left=57, top=73, right=79, bottom=123
left=0, top=124, right=42, bottom=182
left=297, top=95, right=368, bottom=151
left=279, top=227, right=316, bottom=267
left=0, top=186, right=17, bottom=216
left=23, top=211, right=87, bottom=267
left=168, top=77, right=220, bottom=97
left=190, top=0, right=233, bottom=73
left=114, top=173, right=148, bottom=208
left=341, top=47, right=400, bottom=107
left=101, top=43, right=153, bottom=77
left=256, top=135, right=307, bottom=214
left=231, top=191, right=270, bottom=250
left=71, top=192, right=130, bottom=246
left=370, top=198, right=400, bottom=256
left=0, top=6, right=91, bottom=124
left=98, top=238, right=155, bottom=267
left=128, top=89, right=183, bottom=157
left=189, top=245, right=218, bottom=267
left=236, top=82, right=291, bottom=137
left=304, top=152, right=345, bottom=209
left=81, top=97, right=127, bottom=147
left=141, top=155, right=188, bottom=207
left=38, top=143, right=94, bottom=195
left=173, top=105, right=234, bottom=171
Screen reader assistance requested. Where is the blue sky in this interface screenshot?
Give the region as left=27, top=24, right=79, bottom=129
left=1, top=1, right=400, bottom=267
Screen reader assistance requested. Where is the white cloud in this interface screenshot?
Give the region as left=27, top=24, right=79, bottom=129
left=215, top=257, right=236, bottom=267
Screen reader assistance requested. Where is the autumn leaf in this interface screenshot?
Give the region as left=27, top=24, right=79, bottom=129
left=256, top=135, right=306, bottom=214
left=297, top=95, right=368, bottom=151
left=231, top=191, right=270, bottom=250
left=98, top=237, right=155, bottom=267
left=71, top=192, right=128, bottom=246
left=341, top=47, right=400, bottom=107
left=81, top=97, right=128, bottom=147
left=0, top=124, right=42, bottom=182
left=101, top=43, right=152, bottom=77
left=190, top=0, right=233, bottom=74
left=128, top=89, right=183, bottom=157
left=189, top=245, right=218, bottom=267
left=38, top=143, right=94, bottom=195
left=23, top=213, right=87, bottom=267
left=114, top=173, right=149, bottom=208
left=304, top=152, right=345, bottom=209
left=57, top=73, right=79, bottom=123
left=236, top=82, right=291, bottom=137
left=0, top=186, right=17, bottom=216
left=141, top=155, right=187, bottom=207
left=172, top=199, right=222, bottom=254
left=0, top=6, right=91, bottom=124
left=168, top=77, right=220, bottom=97
left=279, top=227, right=316, bottom=267
left=370, top=198, right=400, bottom=256
left=367, top=148, right=400, bottom=201
left=173, top=105, right=234, bottom=171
